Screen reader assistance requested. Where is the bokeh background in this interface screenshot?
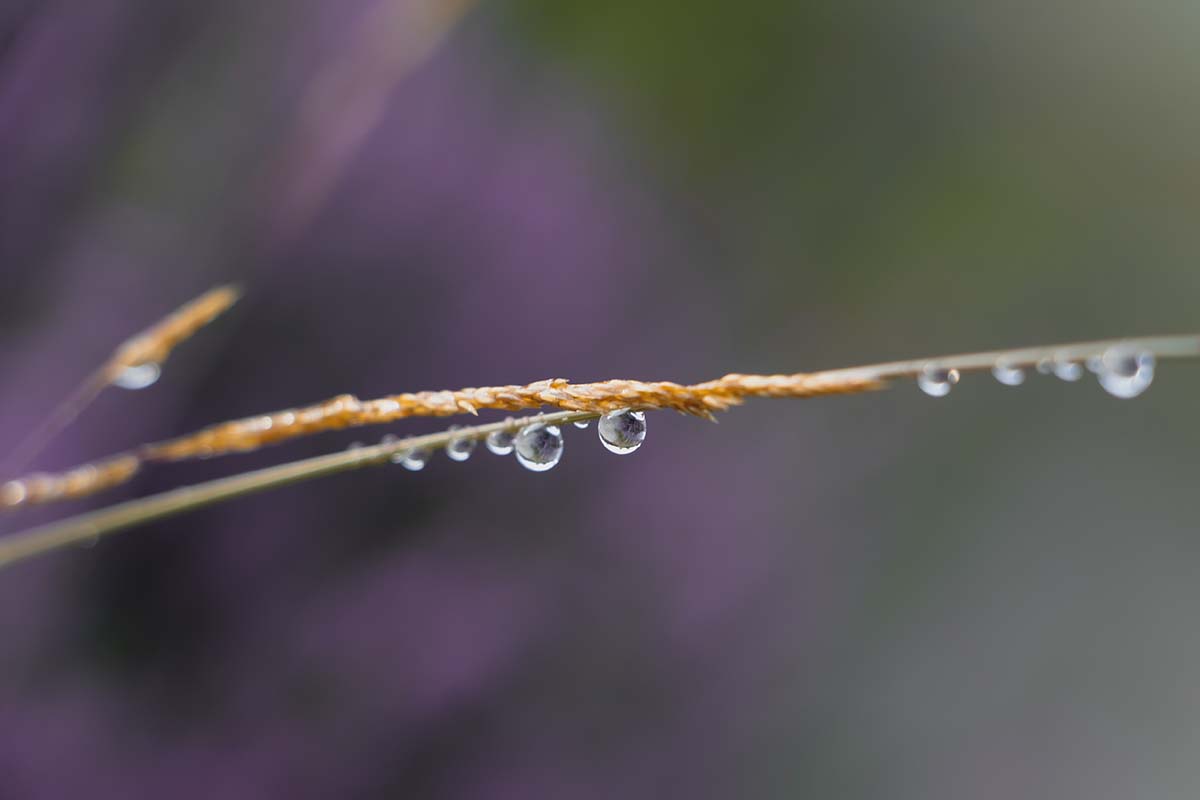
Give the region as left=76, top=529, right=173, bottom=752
left=2, top=1, right=1199, bottom=797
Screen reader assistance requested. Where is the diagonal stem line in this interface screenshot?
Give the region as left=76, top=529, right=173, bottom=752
left=0, top=410, right=596, bottom=570
left=823, top=334, right=1200, bottom=381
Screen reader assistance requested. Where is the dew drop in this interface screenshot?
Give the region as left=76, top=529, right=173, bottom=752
left=991, top=362, right=1026, bottom=387
left=513, top=424, right=564, bottom=472
left=1, top=480, right=27, bottom=507
left=1096, top=347, right=1155, bottom=399
left=381, top=434, right=403, bottom=463
left=114, top=362, right=161, bottom=390
left=346, top=441, right=364, bottom=451
left=1036, top=358, right=1054, bottom=375
left=597, top=409, right=647, bottom=454
left=445, top=434, right=476, bottom=462
left=1053, top=361, right=1083, bottom=382
left=485, top=429, right=516, bottom=455
left=398, top=447, right=431, bottom=471
left=573, top=420, right=591, bottom=429
left=917, top=366, right=959, bottom=397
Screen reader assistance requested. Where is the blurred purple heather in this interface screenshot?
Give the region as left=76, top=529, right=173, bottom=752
left=4, top=1, right=1200, bottom=798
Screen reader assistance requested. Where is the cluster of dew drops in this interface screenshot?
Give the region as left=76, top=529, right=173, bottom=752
left=120, top=344, right=1156, bottom=473
left=916, top=345, right=1156, bottom=399
left=115, top=359, right=647, bottom=474
left=364, top=408, right=648, bottom=474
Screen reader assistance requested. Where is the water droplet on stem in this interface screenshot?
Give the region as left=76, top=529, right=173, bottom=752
left=398, top=447, right=431, bottom=471
left=991, top=362, right=1026, bottom=387
left=446, top=434, right=476, bottom=462
left=485, top=429, right=516, bottom=455
left=597, top=409, right=646, bottom=454
left=514, top=424, right=564, bottom=472
left=1053, top=361, right=1083, bottom=382
left=917, top=366, right=959, bottom=397
left=1097, top=347, right=1155, bottom=399
left=114, top=362, right=161, bottom=390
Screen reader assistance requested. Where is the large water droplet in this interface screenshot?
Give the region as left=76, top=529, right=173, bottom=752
left=1096, top=347, right=1155, bottom=399
left=513, top=424, right=564, bottom=472
left=917, top=366, right=959, bottom=397
left=445, top=434, right=476, bottom=462
left=597, top=409, right=646, bottom=454
left=114, top=362, right=161, bottom=390
left=485, top=429, right=516, bottom=455
left=991, top=362, right=1026, bottom=387
left=573, top=420, right=591, bottom=429
left=398, top=447, right=431, bottom=471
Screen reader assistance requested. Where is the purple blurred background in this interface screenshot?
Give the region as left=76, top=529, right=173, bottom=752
left=2, top=1, right=1199, bottom=797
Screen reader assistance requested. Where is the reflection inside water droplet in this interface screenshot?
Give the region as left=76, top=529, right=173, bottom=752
left=573, top=420, right=591, bottom=429
left=114, top=362, right=161, bottom=390
left=1097, top=347, right=1155, bottom=399
left=917, top=366, right=959, bottom=397
left=597, top=409, right=646, bottom=454
left=514, top=424, right=563, bottom=472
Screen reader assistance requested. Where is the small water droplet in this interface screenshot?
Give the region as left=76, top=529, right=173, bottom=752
left=513, top=424, right=564, bottom=472
left=1036, top=358, right=1054, bottom=375
left=114, top=362, right=161, bottom=390
left=1096, top=347, right=1155, bottom=399
left=917, top=366, right=959, bottom=397
left=597, top=409, right=647, bottom=454
left=1053, top=360, right=1083, bottom=382
left=346, top=441, right=365, bottom=451
left=485, top=429, right=516, bottom=455
left=445, top=434, right=476, bottom=462
left=991, top=362, right=1026, bottom=387
left=573, top=420, right=591, bottom=429
left=1, top=480, right=28, bottom=507
left=381, top=434, right=402, bottom=462
left=398, top=447, right=431, bottom=471
left=1086, top=355, right=1104, bottom=373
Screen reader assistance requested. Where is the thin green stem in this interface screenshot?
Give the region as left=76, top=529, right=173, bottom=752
left=0, top=410, right=596, bottom=570
left=822, top=334, right=1200, bottom=381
